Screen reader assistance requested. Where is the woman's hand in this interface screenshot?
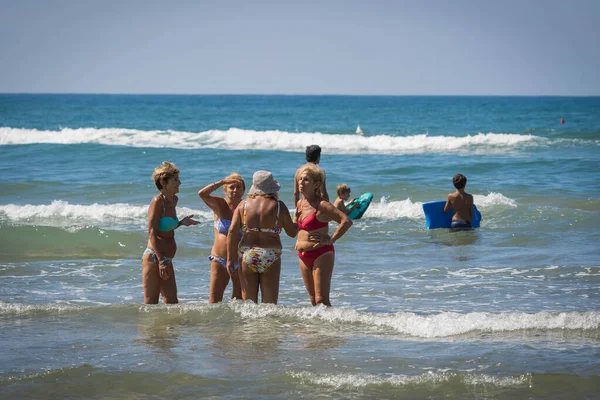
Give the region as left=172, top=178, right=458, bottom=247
left=309, top=233, right=332, bottom=248
left=222, top=178, right=240, bottom=185
left=179, top=215, right=200, bottom=227
left=158, top=260, right=172, bottom=280
left=226, top=261, right=238, bottom=276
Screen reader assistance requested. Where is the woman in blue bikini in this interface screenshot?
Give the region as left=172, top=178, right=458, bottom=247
left=198, top=173, right=245, bottom=303
left=142, top=161, right=199, bottom=304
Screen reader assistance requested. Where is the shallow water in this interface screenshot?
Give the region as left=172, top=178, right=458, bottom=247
left=1, top=94, right=599, bottom=398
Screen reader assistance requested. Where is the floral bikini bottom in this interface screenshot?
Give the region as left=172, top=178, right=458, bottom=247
left=238, top=246, right=282, bottom=273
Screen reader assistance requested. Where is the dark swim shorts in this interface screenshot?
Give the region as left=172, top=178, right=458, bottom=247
left=450, top=220, right=472, bottom=231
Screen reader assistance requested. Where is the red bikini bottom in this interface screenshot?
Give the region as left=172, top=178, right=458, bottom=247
left=298, top=244, right=335, bottom=269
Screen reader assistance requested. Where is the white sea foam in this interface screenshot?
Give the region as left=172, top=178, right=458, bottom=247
left=228, top=302, right=600, bottom=337
left=3, top=301, right=598, bottom=337
left=0, top=301, right=90, bottom=315
left=0, top=193, right=514, bottom=226
left=473, top=192, right=517, bottom=208
left=363, top=192, right=516, bottom=220
left=0, top=200, right=213, bottom=226
left=0, top=127, right=545, bottom=154
left=363, top=196, right=425, bottom=219
left=288, top=370, right=531, bottom=389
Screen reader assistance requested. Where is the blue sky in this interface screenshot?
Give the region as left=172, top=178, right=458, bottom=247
left=1, top=0, right=598, bottom=95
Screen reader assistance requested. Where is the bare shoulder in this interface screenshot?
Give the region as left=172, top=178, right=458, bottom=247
left=148, top=195, right=162, bottom=217
left=212, top=197, right=233, bottom=216
left=278, top=200, right=290, bottom=212
left=212, top=196, right=229, bottom=208
left=233, top=200, right=244, bottom=214
left=319, top=199, right=336, bottom=213
left=294, top=166, right=303, bottom=178
left=151, top=195, right=162, bottom=207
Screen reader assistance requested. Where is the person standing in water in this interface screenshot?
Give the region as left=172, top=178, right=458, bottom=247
left=295, top=164, right=352, bottom=306
left=294, top=145, right=329, bottom=206
left=443, top=173, right=474, bottom=232
left=142, top=161, right=199, bottom=304
left=227, top=171, right=298, bottom=304
left=198, top=173, right=245, bottom=303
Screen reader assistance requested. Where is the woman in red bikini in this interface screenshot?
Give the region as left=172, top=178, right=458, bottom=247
left=294, top=164, right=352, bottom=306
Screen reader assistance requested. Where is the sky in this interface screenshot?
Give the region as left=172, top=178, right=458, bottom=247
left=0, top=0, right=599, bottom=95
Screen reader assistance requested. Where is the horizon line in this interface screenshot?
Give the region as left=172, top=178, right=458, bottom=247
left=1, top=92, right=600, bottom=98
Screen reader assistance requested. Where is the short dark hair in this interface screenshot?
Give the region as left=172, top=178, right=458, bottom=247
left=305, top=145, right=321, bottom=163
left=453, top=173, right=467, bottom=189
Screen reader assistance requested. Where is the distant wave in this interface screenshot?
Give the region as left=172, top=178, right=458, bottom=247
left=0, top=194, right=515, bottom=226
left=2, top=301, right=597, bottom=337
left=0, top=126, right=552, bottom=154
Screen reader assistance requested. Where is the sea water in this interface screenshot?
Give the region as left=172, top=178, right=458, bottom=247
left=1, top=94, right=599, bottom=399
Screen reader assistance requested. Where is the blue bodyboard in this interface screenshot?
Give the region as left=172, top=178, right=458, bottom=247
left=422, top=200, right=482, bottom=229
left=346, top=192, right=373, bottom=220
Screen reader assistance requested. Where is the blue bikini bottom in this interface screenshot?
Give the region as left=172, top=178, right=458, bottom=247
left=209, top=255, right=240, bottom=272
left=142, top=248, right=173, bottom=264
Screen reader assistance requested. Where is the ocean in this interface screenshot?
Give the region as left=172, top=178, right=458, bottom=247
left=1, top=94, right=599, bottom=399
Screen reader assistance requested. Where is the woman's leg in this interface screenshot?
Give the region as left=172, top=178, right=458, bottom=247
left=259, top=259, right=281, bottom=304
left=209, top=260, right=230, bottom=303
left=160, top=263, right=178, bottom=304
left=142, top=254, right=160, bottom=304
left=299, top=259, right=317, bottom=306
left=240, top=263, right=259, bottom=303
left=312, top=252, right=335, bottom=306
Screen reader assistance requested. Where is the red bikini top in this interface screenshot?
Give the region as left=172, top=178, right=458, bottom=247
left=298, top=200, right=328, bottom=231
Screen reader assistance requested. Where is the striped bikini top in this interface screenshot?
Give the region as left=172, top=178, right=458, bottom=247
left=241, top=200, right=282, bottom=234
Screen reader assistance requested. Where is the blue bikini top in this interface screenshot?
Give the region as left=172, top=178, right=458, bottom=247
left=158, top=195, right=179, bottom=232
left=214, top=219, right=232, bottom=235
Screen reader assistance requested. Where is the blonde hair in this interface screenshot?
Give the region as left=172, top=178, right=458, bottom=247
left=152, top=161, right=179, bottom=190
left=337, top=184, right=351, bottom=197
left=298, top=163, right=324, bottom=194
left=224, top=172, right=246, bottom=192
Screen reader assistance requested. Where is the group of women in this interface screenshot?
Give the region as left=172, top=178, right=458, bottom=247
left=141, top=161, right=352, bottom=307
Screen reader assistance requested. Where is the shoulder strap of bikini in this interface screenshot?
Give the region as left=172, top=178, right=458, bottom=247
left=274, top=200, right=280, bottom=227
left=242, top=201, right=247, bottom=226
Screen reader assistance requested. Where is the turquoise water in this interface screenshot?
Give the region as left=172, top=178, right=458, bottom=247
left=1, top=94, right=599, bottom=399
